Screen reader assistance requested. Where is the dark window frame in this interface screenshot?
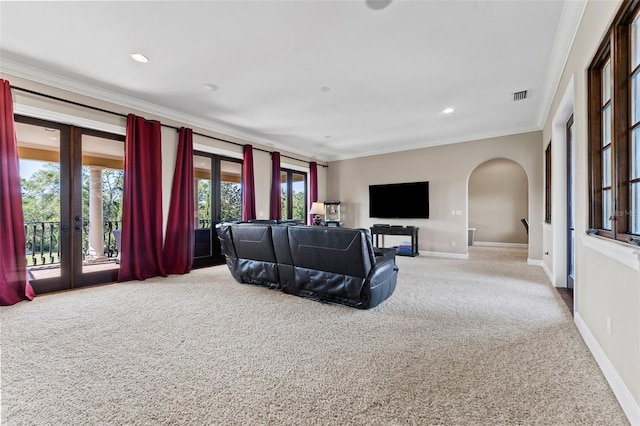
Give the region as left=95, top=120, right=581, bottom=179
left=545, top=141, right=552, bottom=223
left=588, top=0, right=640, bottom=243
left=280, top=168, right=307, bottom=221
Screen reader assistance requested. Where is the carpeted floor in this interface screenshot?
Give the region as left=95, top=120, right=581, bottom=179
left=0, top=248, right=628, bottom=425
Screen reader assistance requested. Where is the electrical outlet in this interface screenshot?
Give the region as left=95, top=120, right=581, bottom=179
left=606, top=316, right=612, bottom=336
left=451, top=210, right=456, bottom=216
left=451, top=240, right=456, bottom=247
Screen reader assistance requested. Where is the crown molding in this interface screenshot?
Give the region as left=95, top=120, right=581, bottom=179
left=535, top=0, right=588, bottom=128
left=326, top=125, right=542, bottom=162
left=1, top=58, right=328, bottom=163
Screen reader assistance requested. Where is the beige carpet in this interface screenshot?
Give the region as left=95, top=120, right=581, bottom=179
left=0, top=248, right=628, bottom=425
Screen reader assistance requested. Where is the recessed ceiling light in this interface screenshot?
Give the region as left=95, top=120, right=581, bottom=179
left=365, top=0, right=393, bottom=11
left=320, top=87, right=331, bottom=92
left=44, top=128, right=56, bottom=132
left=202, top=83, right=219, bottom=92
left=443, top=107, right=454, bottom=114
left=130, top=53, right=149, bottom=63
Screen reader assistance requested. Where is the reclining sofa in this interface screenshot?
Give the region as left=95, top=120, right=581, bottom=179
left=216, top=222, right=398, bottom=309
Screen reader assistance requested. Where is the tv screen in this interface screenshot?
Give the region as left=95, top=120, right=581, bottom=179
left=369, top=181, right=429, bottom=219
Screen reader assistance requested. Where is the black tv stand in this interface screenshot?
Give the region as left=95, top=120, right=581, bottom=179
left=370, top=226, right=419, bottom=257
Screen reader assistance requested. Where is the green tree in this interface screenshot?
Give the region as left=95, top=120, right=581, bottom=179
left=292, top=190, right=305, bottom=220
left=102, top=169, right=124, bottom=224
left=21, top=163, right=60, bottom=224
left=197, top=179, right=211, bottom=226
left=221, top=182, right=241, bottom=221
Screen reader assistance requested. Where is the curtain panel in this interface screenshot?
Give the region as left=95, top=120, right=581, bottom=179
left=270, top=152, right=282, bottom=220
left=118, top=114, right=167, bottom=282
left=309, top=161, right=318, bottom=225
left=242, top=144, right=256, bottom=221
left=0, top=79, right=35, bottom=305
left=162, top=127, right=194, bottom=275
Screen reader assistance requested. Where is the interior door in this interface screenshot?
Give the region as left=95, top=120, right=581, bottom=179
left=567, top=114, right=575, bottom=289
left=16, top=115, right=124, bottom=293
left=193, top=152, right=242, bottom=268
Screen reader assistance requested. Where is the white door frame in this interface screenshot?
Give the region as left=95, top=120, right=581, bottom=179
left=551, top=75, right=575, bottom=289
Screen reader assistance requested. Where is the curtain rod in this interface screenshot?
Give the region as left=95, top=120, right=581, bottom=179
left=10, top=85, right=327, bottom=168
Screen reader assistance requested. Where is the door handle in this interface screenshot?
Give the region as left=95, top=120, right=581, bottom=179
left=74, top=215, right=82, bottom=222
left=74, top=225, right=82, bottom=232
left=61, top=225, right=69, bottom=232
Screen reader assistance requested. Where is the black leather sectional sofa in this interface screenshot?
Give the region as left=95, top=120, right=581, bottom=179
left=216, top=222, right=398, bottom=309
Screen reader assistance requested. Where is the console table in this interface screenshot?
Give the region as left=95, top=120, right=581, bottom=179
left=370, top=226, right=419, bottom=257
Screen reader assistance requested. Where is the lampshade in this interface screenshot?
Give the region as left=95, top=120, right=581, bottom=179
left=309, top=202, right=325, bottom=215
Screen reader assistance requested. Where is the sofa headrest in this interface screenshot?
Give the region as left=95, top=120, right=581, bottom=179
left=228, top=223, right=277, bottom=263
left=286, top=227, right=374, bottom=278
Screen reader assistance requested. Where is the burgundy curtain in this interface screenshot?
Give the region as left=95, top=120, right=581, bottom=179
left=162, top=127, right=194, bottom=275
left=309, top=161, right=318, bottom=225
left=270, top=152, right=282, bottom=220
left=0, top=79, right=35, bottom=305
left=242, top=144, right=256, bottom=221
left=118, top=114, right=167, bottom=282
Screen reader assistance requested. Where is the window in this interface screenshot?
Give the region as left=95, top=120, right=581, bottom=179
left=632, top=10, right=640, bottom=235
left=280, top=168, right=307, bottom=222
left=545, top=141, right=552, bottom=223
left=588, top=0, right=640, bottom=243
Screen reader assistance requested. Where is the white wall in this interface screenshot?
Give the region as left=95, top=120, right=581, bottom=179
left=327, top=131, right=542, bottom=259
left=541, top=0, right=640, bottom=421
left=468, top=159, right=528, bottom=245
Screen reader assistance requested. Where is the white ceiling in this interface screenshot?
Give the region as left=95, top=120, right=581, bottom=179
left=0, top=1, right=582, bottom=162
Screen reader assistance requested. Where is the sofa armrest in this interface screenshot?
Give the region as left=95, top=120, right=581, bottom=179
left=374, top=247, right=397, bottom=265
left=363, top=254, right=398, bottom=309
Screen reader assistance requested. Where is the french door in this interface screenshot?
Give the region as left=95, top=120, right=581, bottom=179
left=193, top=151, right=242, bottom=268
left=15, top=115, right=125, bottom=294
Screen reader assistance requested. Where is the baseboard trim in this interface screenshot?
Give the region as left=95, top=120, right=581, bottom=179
left=527, top=258, right=554, bottom=284
left=473, top=241, right=528, bottom=248
left=542, top=261, right=553, bottom=283
left=420, top=251, right=470, bottom=260
left=575, top=312, right=640, bottom=425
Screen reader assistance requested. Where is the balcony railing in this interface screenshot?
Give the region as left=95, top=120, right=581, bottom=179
left=198, top=218, right=211, bottom=229
left=24, top=220, right=122, bottom=267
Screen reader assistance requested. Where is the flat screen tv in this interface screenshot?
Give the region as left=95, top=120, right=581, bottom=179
left=369, top=181, right=429, bottom=219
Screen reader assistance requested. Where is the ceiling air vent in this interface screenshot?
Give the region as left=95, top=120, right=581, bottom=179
left=513, top=90, right=528, bottom=101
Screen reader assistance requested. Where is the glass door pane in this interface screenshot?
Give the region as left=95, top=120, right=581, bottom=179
left=81, top=133, right=124, bottom=278
left=281, top=171, right=288, bottom=219
left=194, top=154, right=212, bottom=258
left=16, top=122, right=63, bottom=282
left=220, top=160, right=242, bottom=222
left=291, top=172, right=306, bottom=221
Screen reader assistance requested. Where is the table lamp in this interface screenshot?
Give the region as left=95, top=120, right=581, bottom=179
left=310, top=202, right=325, bottom=226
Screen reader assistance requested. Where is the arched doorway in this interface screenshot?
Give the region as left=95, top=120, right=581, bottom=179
left=468, top=158, right=529, bottom=261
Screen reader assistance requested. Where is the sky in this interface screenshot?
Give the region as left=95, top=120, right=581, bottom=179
left=19, top=159, right=43, bottom=180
